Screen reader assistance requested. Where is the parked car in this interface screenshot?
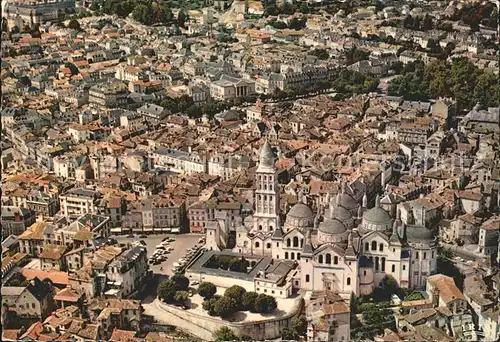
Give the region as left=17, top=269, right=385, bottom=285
left=139, top=234, right=147, bottom=238
left=127, top=234, right=134, bottom=238
left=190, top=281, right=199, bottom=286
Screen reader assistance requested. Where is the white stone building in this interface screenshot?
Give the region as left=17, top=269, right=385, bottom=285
left=207, top=141, right=438, bottom=298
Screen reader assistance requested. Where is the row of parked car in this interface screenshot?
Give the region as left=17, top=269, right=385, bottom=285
left=172, top=237, right=205, bottom=273
left=148, top=237, right=176, bottom=265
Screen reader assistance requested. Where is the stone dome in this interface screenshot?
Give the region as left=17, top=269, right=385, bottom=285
left=319, top=219, right=347, bottom=235
left=337, top=193, right=358, bottom=211
left=331, top=205, right=352, bottom=221
left=363, top=207, right=392, bottom=224
left=284, top=203, right=315, bottom=233
left=317, top=218, right=349, bottom=244
left=288, top=203, right=314, bottom=219
left=406, top=226, right=435, bottom=241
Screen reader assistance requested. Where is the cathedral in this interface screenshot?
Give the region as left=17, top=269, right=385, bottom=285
left=206, top=140, right=438, bottom=297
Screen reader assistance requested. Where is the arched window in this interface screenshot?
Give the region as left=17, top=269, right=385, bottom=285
left=381, top=257, right=386, bottom=272
left=270, top=225, right=273, bottom=231
left=379, top=243, right=384, bottom=252
left=391, top=264, right=395, bottom=273
left=375, top=257, right=379, bottom=271
left=293, top=237, right=299, bottom=247
left=297, top=253, right=301, bottom=260
left=371, top=241, right=377, bottom=251
left=300, top=239, right=304, bottom=248
left=259, top=225, right=263, bottom=230
left=347, top=277, right=351, bottom=286
left=334, top=256, right=338, bottom=265
left=306, top=274, right=310, bottom=282
left=319, top=255, right=323, bottom=263
left=266, top=243, right=271, bottom=249
left=285, top=252, right=289, bottom=259
left=287, top=238, right=291, bottom=247
left=291, top=252, right=295, bottom=260
left=255, top=241, right=260, bottom=248
left=326, top=254, right=332, bottom=264
left=264, top=184, right=267, bottom=190
left=365, top=242, right=369, bottom=251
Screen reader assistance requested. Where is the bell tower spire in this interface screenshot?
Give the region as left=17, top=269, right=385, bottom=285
left=253, top=139, right=280, bottom=232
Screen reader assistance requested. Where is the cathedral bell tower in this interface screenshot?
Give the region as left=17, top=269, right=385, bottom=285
left=253, top=140, right=280, bottom=233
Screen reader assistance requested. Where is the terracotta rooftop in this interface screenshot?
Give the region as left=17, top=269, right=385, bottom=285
left=427, top=274, right=466, bottom=304
left=21, top=269, right=69, bottom=285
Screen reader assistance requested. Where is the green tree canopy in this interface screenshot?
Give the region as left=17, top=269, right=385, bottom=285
left=281, top=327, right=298, bottom=340
left=215, top=326, right=238, bottom=341
left=174, top=290, right=189, bottom=305
left=224, top=285, right=246, bottom=308
left=68, top=19, right=81, bottom=30
left=198, top=282, right=217, bottom=300
left=214, top=296, right=238, bottom=318
left=291, top=315, right=308, bottom=336
left=254, top=294, right=277, bottom=313
left=242, top=291, right=259, bottom=312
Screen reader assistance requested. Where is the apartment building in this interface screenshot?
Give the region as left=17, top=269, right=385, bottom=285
left=122, top=196, right=187, bottom=234
left=151, top=146, right=207, bottom=174
left=89, top=82, right=129, bottom=108
left=105, top=245, right=149, bottom=298
left=59, top=188, right=100, bottom=217
left=1, top=206, right=36, bottom=236
left=136, top=103, right=169, bottom=125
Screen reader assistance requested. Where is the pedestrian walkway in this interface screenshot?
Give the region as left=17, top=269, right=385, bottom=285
left=142, top=299, right=214, bottom=341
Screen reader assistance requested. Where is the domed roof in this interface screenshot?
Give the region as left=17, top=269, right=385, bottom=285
left=337, top=193, right=358, bottom=210
left=406, top=226, right=434, bottom=241
left=259, top=140, right=275, bottom=168
left=287, top=203, right=314, bottom=219
left=363, top=207, right=392, bottom=224
left=331, top=205, right=352, bottom=221
left=319, top=219, right=347, bottom=235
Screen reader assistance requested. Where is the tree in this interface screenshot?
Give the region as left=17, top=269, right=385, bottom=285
left=311, top=48, right=329, bottom=60
left=473, top=71, right=500, bottom=108
left=89, top=2, right=99, bottom=11
left=174, top=291, right=189, bottom=305
left=171, top=274, right=189, bottom=291
left=299, top=2, right=310, bottom=14
left=224, top=285, right=246, bottom=309
left=198, top=282, right=217, bottom=300
left=254, top=294, right=277, bottom=313
left=2, top=17, right=8, bottom=32
left=422, top=14, right=433, bottom=31
left=426, top=38, right=439, bottom=53
left=291, top=315, right=307, bottom=336
left=215, top=327, right=238, bottom=341
left=214, top=296, right=238, bottom=318
left=68, top=19, right=81, bottom=30
left=157, top=280, right=176, bottom=302
left=132, top=4, right=153, bottom=25
left=19, top=76, right=32, bottom=87
left=288, top=16, right=307, bottom=30
left=203, top=297, right=218, bottom=316
left=281, top=327, right=298, bottom=340
left=242, top=291, right=259, bottom=311
left=178, top=10, right=187, bottom=28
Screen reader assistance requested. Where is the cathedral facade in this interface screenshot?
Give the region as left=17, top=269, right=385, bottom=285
left=207, top=140, right=438, bottom=297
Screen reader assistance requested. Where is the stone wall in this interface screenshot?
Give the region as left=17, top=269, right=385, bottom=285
left=156, top=298, right=303, bottom=340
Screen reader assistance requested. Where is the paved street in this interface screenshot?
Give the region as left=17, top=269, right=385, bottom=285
left=113, top=234, right=203, bottom=276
